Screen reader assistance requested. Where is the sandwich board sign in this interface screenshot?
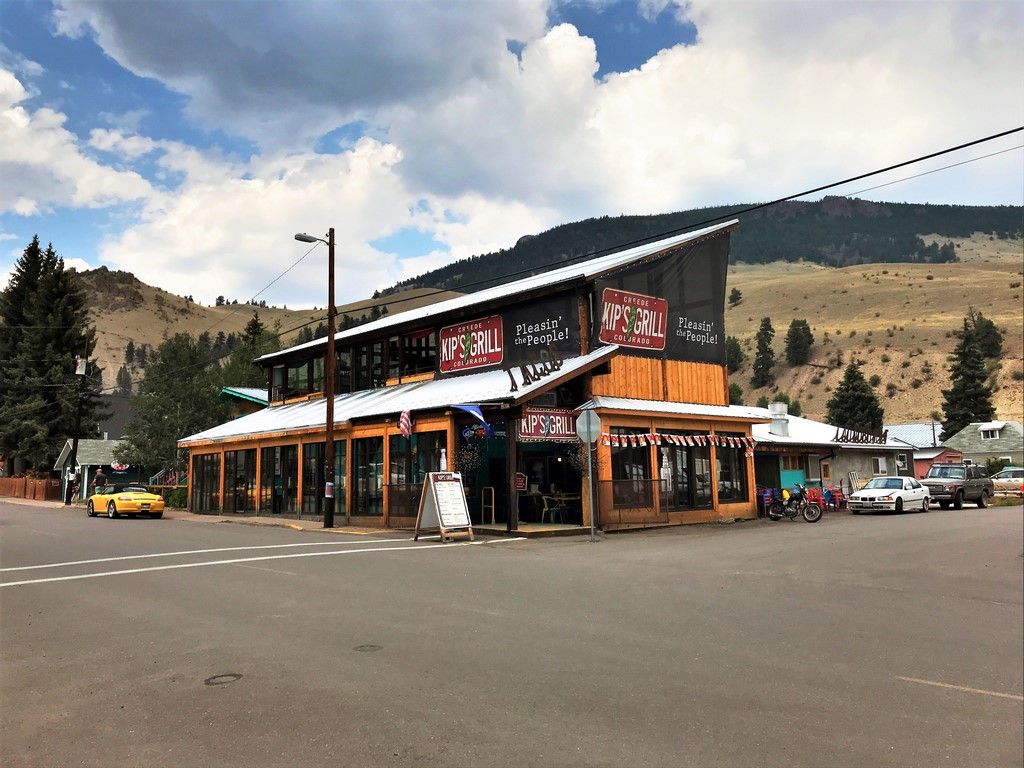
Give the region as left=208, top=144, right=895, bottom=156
left=414, top=472, right=474, bottom=542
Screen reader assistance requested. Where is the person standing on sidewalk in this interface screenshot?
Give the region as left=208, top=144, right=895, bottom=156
left=92, top=467, right=107, bottom=496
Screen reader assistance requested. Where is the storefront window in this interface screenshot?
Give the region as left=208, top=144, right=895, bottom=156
left=657, top=435, right=713, bottom=510
left=610, top=428, right=652, bottom=508
left=402, top=331, right=436, bottom=377
left=191, top=453, right=221, bottom=513
left=352, top=437, right=384, bottom=516
left=258, top=445, right=298, bottom=515
left=301, top=440, right=348, bottom=517
left=715, top=433, right=748, bottom=503
left=388, top=431, right=445, bottom=517
left=224, top=448, right=256, bottom=513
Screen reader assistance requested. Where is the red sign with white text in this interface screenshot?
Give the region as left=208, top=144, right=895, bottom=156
left=598, top=288, right=668, bottom=350
left=518, top=407, right=578, bottom=443
left=438, top=315, right=504, bottom=373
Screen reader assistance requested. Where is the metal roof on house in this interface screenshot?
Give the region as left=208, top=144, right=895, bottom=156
left=257, top=220, right=739, bottom=365
left=53, top=439, right=123, bottom=470
left=884, top=422, right=944, bottom=448
left=221, top=386, right=270, bottom=405
left=578, top=396, right=768, bottom=423
left=751, top=412, right=906, bottom=449
left=180, top=345, right=619, bottom=446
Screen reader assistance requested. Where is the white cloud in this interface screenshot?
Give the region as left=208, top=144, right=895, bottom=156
left=0, top=68, right=153, bottom=215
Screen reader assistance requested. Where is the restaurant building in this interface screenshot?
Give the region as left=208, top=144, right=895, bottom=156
left=178, top=220, right=770, bottom=531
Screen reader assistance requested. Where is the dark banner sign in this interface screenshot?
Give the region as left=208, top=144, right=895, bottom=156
left=518, top=407, right=578, bottom=442
left=437, top=294, right=581, bottom=378
left=592, top=235, right=729, bottom=365
left=438, top=315, right=504, bottom=374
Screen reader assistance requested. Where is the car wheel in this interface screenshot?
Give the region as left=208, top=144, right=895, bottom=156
left=953, top=491, right=964, bottom=510
left=107, top=501, right=119, bottom=518
left=895, top=497, right=904, bottom=514
left=150, top=512, right=163, bottom=519
left=977, top=491, right=989, bottom=508
left=921, top=496, right=930, bottom=512
left=87, top=500, right=96, bottom=517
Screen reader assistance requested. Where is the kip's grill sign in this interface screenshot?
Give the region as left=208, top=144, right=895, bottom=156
left=518, top=407, right=578, bottom=442
left=598, top=288, right=668, bottom=351
left=439, top=315, right=504, bottom=373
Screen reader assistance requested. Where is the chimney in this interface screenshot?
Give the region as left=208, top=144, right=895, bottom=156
left=768, top=401, right=789, bottom=437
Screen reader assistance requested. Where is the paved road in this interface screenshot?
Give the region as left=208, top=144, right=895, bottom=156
left=2, top=501, right=1021, bottom=768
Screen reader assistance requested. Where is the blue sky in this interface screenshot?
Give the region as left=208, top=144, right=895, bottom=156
left=1, top=0, right=1022, bottom=308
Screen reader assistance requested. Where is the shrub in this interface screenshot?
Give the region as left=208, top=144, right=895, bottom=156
left=166, top=487, right=188, bottom=508
left=926, top=275, right=934, bottom=280
left=910, top=379, right=922, bottom=389
left=1013, top=370, right=1024, bottom=381
left=881, top=354, right=891, bottom=363
left=869, top=374, right=881, bottom=386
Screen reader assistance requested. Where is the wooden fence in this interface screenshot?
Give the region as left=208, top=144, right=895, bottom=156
left=0, top=477, right=62, bottom=501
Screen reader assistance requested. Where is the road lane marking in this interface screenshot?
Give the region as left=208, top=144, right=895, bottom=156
left=0, top=540, right=408, bottom=572
left=896, top=676, right=1024, bottom=701
left=233, top=563, right=297, bottom=576
left=0, top=538, right=526, bottom=588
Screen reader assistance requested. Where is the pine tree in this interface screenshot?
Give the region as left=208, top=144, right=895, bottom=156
left=219, top=314, right=281, bottom=389
left=784, top=319, right=814, bottom=366
left=963, top=306, right=1002, bottom=358
left=728, top=287, right=742, bottom=306
left=940, top=319, right=995, bottom=441
left=826, top=363, right=884, bottom=433
left=725, top=336, right=744, bottom=373
left=125, top=340, right=136, bottom=365
left=116, top=365, right=133, bottom=395
left=116, top=333, right=228, bottom=473
left=751, top=317, right=775, bottom=388
left=728, top=382, right=744, bottom=405
left=0, top=238, right=106, bottom=471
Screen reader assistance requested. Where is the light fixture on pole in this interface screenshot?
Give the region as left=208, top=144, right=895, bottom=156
left=295, top=228, right=339, bottom=528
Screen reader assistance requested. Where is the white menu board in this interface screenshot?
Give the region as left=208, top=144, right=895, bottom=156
left=414, top=472, right=474, bottom=541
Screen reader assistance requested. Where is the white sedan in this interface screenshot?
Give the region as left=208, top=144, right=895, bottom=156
left=848, top=476, right=930, bottom=513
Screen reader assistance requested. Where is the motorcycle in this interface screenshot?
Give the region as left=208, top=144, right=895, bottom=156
left=768, top=484, right=823, bottom=523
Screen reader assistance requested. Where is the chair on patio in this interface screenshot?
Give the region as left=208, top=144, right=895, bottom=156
left=540, top=496, right=566, bottom=524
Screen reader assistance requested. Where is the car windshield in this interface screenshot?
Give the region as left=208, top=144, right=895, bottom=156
left=864, top=478, right=902, bottom=490
left=927, top=466, right=965, bottom=480
left=123, top=486, right=148, bottom=493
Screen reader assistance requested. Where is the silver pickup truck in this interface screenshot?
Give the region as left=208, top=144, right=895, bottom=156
left=920, top=463, right=994, bottom=509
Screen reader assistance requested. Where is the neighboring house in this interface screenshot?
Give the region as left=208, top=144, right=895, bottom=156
left=885, top=422, right=962, bottom=478
left=942, top=421, right=1024, bottom=468
left=753, top=403, right=908, bottom=495
left=52, top=438, right=147, bottom=501
left=179, top=220, right=773, bottom=531
left=220, top=386, right=270, bottom=420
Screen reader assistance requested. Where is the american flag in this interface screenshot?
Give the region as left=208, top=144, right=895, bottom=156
left=399, top=410, right=412, bottom=439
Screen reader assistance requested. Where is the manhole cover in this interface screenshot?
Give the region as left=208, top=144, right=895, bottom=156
left=354, top=644, right=383, bottom=653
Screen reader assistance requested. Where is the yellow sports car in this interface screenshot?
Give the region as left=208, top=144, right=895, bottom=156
left=87, top=485, right=166, bottom=519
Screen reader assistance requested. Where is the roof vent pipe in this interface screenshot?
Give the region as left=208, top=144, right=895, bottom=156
left=768, top=401, right=789, bottom=437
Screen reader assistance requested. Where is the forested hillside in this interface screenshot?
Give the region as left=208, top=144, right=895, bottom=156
left=390, top=197, right=1023, bottom=293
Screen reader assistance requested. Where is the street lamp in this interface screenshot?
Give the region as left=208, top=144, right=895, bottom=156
left=294, top=228, right=340, bottom=528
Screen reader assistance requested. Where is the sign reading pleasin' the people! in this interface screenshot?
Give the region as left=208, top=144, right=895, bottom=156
left=438, top=315, right=504, bottom=373
left=598, top=288, right=668, bottom=350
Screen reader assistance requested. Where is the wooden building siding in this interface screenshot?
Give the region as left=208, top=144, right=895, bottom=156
left=590, top=356, right=728, bottom=406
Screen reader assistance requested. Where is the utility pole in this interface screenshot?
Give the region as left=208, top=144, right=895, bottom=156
left=66, top=341, right=89, bottom=503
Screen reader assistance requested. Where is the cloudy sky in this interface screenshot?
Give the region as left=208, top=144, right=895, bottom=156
left=1, top=0, right=1022, bottom=309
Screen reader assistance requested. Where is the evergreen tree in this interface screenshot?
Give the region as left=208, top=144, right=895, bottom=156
left=728, top=382, right=744, bottom=405
left=125, top=339, right=136, bottom=365
left=751, top=317, right=775, bottom=388
left=728, top=287, right=742, bottom=306
left=219, top=315, right=282, bottom=389
left=963, top=306, right=1002, bottom=358
left=725, top=336, right=744, bottom=373
left=0, top=237, right=106, bottom=472
left=136, top=345, right=148, bottom=368
left=784, top=319, right=814, bottom=366
left=940, top=319, right=995, bottom=441
left=826, top=363, right=884, bottom=433
left=116, top=334, right=228, bottom=473
left=116, top=365, right=133, bottom=395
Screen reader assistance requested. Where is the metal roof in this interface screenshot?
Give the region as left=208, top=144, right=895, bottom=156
left=257, top=220, right=739, bottom=365
left=883, top=422, right=943, bottom=448
left=180, top=345, right=619, bottom=446
left=221, top=386, right=270, bottom=405
left=579, top=396, right=768, bottom=422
